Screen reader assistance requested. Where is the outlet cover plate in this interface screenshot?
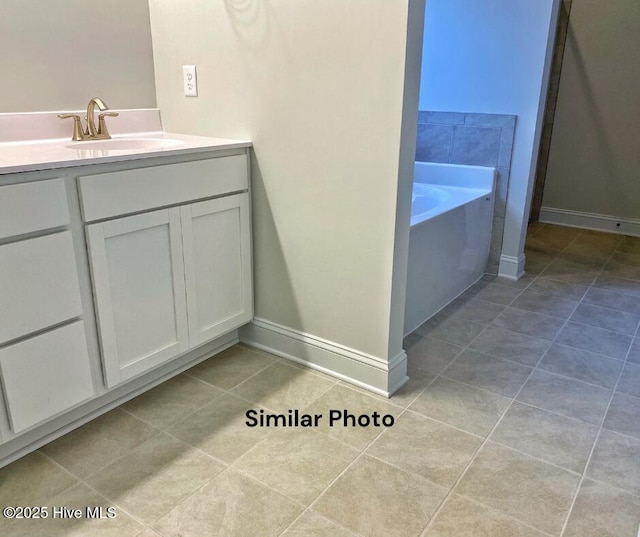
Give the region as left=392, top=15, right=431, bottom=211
left=183, top=65, right=198, bottom=97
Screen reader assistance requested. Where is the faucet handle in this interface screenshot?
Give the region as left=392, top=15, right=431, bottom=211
left=97, top=111, right=119, bottom=138
left=58, top=114, right=86, bottom=141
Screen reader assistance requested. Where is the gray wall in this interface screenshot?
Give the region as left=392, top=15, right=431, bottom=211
left=148, top=0, right=418, bottom=362
left=416, top=111, right=516, bottom=274
left=420, top=0, right=558, bottom=278
left=542, top=0, right=640, bottom=220
left=0, top=0, right=156, bottom=113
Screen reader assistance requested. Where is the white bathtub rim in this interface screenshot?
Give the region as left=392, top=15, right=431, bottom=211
left=414, top=161, right=496, bottom=191
left=410, top=184, right=491, bottom=227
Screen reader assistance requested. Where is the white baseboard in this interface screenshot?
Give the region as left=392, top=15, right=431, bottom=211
left=239, top=318, right=408, bottom=398
left=540, top=207, right=640, bottom=237
left=498, top=254, right=526, bottom=280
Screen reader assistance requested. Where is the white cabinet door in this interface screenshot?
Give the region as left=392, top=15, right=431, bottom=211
left=86, top=208, right=189, bottom=387
left=181, top=193, right=253, bottom=347
left=0, top=321, right=94, bottom=434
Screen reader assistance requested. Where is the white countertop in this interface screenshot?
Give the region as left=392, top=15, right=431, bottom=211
left=0, top=132, right=252, bottom=175
left=0, top=109, right=251, bottom=175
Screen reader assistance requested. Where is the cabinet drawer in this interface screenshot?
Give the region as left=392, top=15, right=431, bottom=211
left=0, top=179, right=69, bottom=240
left=0, top=231, right=83, bottom=345
left=78, top=154, right=248, bottom=222
left=0, top=321, right=94, bottom=433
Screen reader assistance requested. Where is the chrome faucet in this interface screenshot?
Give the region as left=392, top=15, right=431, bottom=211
left=58, top=97, right=119, bottom=141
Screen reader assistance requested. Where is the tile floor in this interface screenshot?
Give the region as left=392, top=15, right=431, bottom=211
left=2, top=223, right=640, bottom=536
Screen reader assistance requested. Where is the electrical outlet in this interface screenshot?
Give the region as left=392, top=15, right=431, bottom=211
left=183, top=65, right=198, bottom=97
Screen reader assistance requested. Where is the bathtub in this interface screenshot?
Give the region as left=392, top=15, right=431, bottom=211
left=404, top=162, right=496, bottom=335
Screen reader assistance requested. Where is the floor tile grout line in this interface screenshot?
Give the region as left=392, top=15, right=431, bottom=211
left=532, top=363, right=622, bottom=391
left=182, top=360, right=273, bottom=392
left=557, top=236, right=639, bottom=537
left=275, top=410, right=412, bottom=537
left=524, top=243, right=640, bottom=347
left=182, top=358, right=340, bottom=421
left=10, top=451, right=82, bottom=510
left=117, top=376, right=286, bottom=452
left=508, top=398, right=605, bottom=429
left=37, top=449, right=154, bottom=531
left=184, top=354, right=329, bottom=394
left=569, top=473, right=640, bottom=502
left=425, top=271, right=540, bottom=388
left=151, top=467, right=255, bottom=533
left=275, top=508, right=361, bottom=537
left=443, top=343, right=540, bottom=371
left=227, top=426, right=361, bottom=495
left=31, top=357, right=295, bottom=533
left=570, top=302, right=640, bottom=332
left=71, top=352, right=345, bottom=531
left=423, top=385, right=571, bottom=535
left=278, top=228, right=640, bottom=536
left=355, top=402, right=456, bottom=533
left=544, top=338, right=628, bottom=362
left=516, top=227, right=640, bottom=536
left=276, top=510, right=363, bottom=537
left=480, top=438, right=584, bottom=478
left=158, top=428, right=231, bottom=468
left=401, top=406, right=487, bottom=441
left=407, top=365, right=624, bottom=432
left=296, top=385, right=413, bottom=453
left=523, top=283, right=640, bottom=317
left=38, top=408, right=168, bottom=483
left=159, top=372, right=343, bottom=458
left=422, top=491, right=557, bottom=537
left=409, top=270, right=543, bottom=407
left=227, top=464, right=309, bottom=508
left=409, top=229, right=639, bottom=534
left=210, top=372, right=419, bottom=536
left=156, top=462, right=314, bottom=535
left=419, top=256, right=589, bottom=536
left=166, top=375, right=390, bottom=462
left=117, top=392, right=226, bottom=435
left=39, top=419, right=275, bottom=533
left=436, top=367, right=528, bottom=399
left=525, top=254, right=555, bottom=277
left=582, top=287, right=640, bottom=312
left=558, top=347, right=637, bottom=535
left=542, top=318, right=634, bottom=351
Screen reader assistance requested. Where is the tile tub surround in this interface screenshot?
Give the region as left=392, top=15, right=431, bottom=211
left=2, top=225, right=640, bottom=536
left=416, top=111, right=516, bottom=274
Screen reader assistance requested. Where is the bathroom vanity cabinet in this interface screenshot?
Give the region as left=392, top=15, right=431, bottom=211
left=0, top=139, right=253, bottom=465
left=81, top=157, right=252, bottom=387
left=0, top=179, right=94, bottom=435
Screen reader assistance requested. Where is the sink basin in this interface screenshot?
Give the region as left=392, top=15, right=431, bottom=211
left=66, top=138, right=185, bottom=151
